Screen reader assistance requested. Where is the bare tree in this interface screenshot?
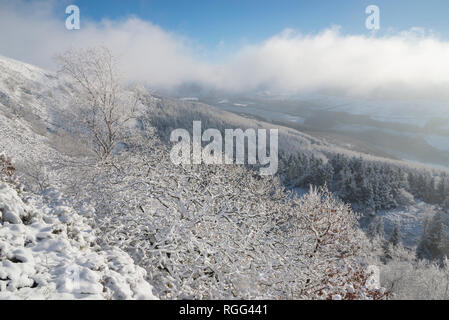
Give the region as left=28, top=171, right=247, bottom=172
left=56, top=47, right=139, bottom=160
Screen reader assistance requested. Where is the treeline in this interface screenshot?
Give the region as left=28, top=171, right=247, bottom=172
left=279, top=151, right=449, bottom=213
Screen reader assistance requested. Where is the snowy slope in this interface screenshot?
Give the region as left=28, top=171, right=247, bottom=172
left=0, top=181, right=157, bottom=300
left=0, top=55, right=160, bottom=299
left=0, top=55, right=67, bottom=164
left=378, top=201, right=437, bottom=247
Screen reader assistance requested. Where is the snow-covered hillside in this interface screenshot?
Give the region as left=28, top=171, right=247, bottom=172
left=0, top=55, right=161, bottom=299
left=0, top=55, right=67, bottom=164
left=378, top=201, right=438, bottom=247
left=1, top=53, right=448, bottom=300
left=0, top=180, right=157, bottom=300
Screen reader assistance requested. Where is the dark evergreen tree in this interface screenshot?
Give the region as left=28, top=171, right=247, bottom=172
left=389, top=225, right=401, bottom=247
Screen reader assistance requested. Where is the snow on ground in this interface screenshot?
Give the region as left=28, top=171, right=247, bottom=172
left=0, top=182, right=157, bottom=300
left=377, top=201, right=436, bottom=247
left=0, top=112, right=57, bottom=164
left=0, top=55, right=69, bottom=164
left=0, top=55, right=159, bottom=300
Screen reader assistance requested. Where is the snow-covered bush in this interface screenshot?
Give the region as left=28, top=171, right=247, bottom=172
left=380, top=247, right=449, bottom=300
left=0, top=154, right=16, bottom=186
left=16, top=161, right=52, bottom=193
left=54, top=129, right=386, bottom=299
left=0, top=166, right=157, bottom=300
left=362, top=232, right=449, bottom=300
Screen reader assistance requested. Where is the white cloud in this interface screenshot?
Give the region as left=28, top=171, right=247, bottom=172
left=216, top=27, right=449, bottom=100
left=1, top=0, right=449, bottom=101
left=0, top=0, right=210, bottom=88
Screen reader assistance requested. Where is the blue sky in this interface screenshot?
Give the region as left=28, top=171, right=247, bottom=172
left=63, top=0, right=449, bottom=49
left=2, top=0, right=449, bottom=100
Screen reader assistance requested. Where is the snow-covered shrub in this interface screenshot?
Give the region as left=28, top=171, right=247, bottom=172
left=16, top=161, right=52, bottom=193
left=0, top=169, right=157, bottom=299
left=55, top=130, right=386, bottom=299
left=0, top=154, right=16, bottom=185
left=380, top=248, right=449, bottom=300
left=362, top=233, right=449, bottom=300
